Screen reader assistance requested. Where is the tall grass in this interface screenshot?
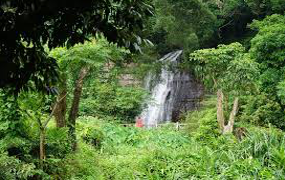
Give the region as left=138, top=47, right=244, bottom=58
left=59, top=114, right=285, bottom=180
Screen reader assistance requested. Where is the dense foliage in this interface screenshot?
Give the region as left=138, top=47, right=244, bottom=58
left=142, top=0, right=285, bottom=58
left=238, top=14, right=285, bottom=129
left=1, top=0, right=285, bottom=179
left=188, top=14, right=285, bottom=130
left=149, top=0, right=217, bottom=54
left=189, top=42, right=259, bottom=93
left=4, top=109, right=282, bottom=179
left=80, top=83, right=147, bottom=122
left=0, top=0, right=153, bottom=92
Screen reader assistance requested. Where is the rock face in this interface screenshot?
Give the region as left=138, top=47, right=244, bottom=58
left=140, top=51, right=203, bottom=127
left=118, top=63, right=141, bottom=86
left=119, top=74, right=141, bottom=86
left=171, top=71, right=203, bottom=121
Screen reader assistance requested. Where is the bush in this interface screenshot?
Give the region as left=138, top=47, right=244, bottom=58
left=45, top=114, right=285, bottom=179
left=184, top=96, right=220, bottom=144
left=83, top=127, right=104, bottom=149
left=45, top=127, right=71, bottom=158
left=59, top=143, right=104, bottom=180
left=0, top=118, right=72, bottom=179
left=239, top=94, right=285, bottom=129
left=0, top=152, right=40, bottom=180
left=80, top=84, right=147, bottom=122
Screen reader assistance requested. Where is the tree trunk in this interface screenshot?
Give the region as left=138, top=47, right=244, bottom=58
left=68, top=66, right=89, bottom=151
left=39, top=127, right=45, bottom=169
left=217, top=89, right=225, bottom=132
left=54, top=76, right=67, bottom=128
left=223, top=97, right=239, bottom=134
left=216, top=89, right=239, bottom=134
left=224, top=94, right=229, bottom=114
left=54, top=88, right=67, bottom=128
left=33, top=94, right=65, bottom=170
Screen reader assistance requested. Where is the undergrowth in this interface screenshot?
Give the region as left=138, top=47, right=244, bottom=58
left=61, top=112, right=285, bottom=180
left=1, top=96, right=284, bottom=179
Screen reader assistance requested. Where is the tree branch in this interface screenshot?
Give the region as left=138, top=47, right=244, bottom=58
left=43, top=93, right=67, bottom=128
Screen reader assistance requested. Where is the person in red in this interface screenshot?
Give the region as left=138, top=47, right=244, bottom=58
left=135, top=116, right=144, bottom=128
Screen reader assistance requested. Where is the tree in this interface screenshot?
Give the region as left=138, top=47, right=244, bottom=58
left=189, top=43, right=259, bottom=134
left=245, top=0, right=285, bottom=17
left=244, top=14, right=285, bottom=129
left=249, top=15, right=285, bottom=99
left=18, top=91, right=64, bottom=169
left=146, top=0, right=217, bottom=55
left=50, top=38, right=129, bottom=150
left=0, top=0, right=153, bottom=93
left=205, top=0, right=253, bottom=42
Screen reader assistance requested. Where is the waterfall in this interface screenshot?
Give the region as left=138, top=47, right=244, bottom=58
left=140, top=50, right=183, bottom=127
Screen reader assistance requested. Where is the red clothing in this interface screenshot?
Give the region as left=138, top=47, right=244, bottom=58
left=135, top=118, right=144, bottom=127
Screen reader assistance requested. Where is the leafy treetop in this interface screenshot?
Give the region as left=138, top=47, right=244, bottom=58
left=0, top=0, right=153, bottom=93
left=189, top=42, right=259, bottom=95
left=249, top=14, right=285, bottom=105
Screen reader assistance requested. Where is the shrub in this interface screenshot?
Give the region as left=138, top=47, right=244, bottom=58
left=184, top=96, right=220, bottom=144
left=60, top=143, right=104, bottom=180
left=0, top=152, right=39, bottom=180
left=239, top=94, right=285, bottom=129
left=80, top=84, right=147, bottom=122
left=45, top=127, right=71, bottom=158
left=83, top=127, right=104, bottom=149
left=55, top=115, right=285, bottom=179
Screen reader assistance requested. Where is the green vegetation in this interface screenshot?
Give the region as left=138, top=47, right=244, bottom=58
left=0, top=0, right=154, bottom=93
left=188, top=14, right=285, bottom=131
left=80, top=84, right=147, bottom=122
left=1, top=0, right=285, bottom=179
left=67, top=116, right=285, bottom=179
left=3, top=110, right=285, bottom=179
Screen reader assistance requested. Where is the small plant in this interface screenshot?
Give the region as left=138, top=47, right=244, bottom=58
left=83, top=128, right=104, bottom=149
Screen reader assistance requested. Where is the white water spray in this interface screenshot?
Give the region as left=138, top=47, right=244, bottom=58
left=141, top=50, right=183, bottom=127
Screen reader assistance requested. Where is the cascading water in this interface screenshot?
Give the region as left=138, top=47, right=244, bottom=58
left=141, top=50, right=183, bottom=127
left=140, top=50, right=203, bottom=128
